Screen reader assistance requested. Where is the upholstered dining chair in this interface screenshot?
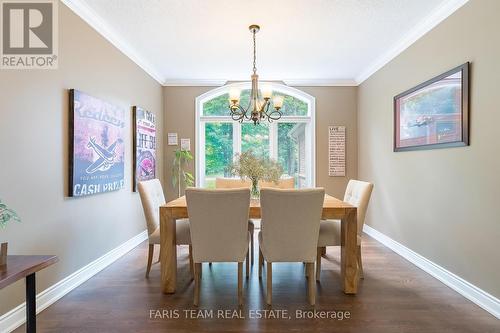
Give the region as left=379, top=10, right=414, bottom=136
left=138, top=179, right=192, bottom=278
left=316, top=180, right=373, bottom=281
left=258, top=188, right=325, bottom=305
left=259, top=177, right=295, bottom=189
left=215, top=177, right=255, bottom=265
left=215, top=177, right=252, bottom=189
left=186, top=188, right=251, bottom=306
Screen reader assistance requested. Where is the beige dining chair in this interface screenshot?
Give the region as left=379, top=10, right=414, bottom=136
left=186, top=188, right=251, bottom=306
left=138, top=179, right=192, bottom=278
left=215, top=177, right=255, bottom=265
left=258, top=188, right=325, bottom=305
left=259, top=177, right=295, bottom=189
left=316, top=180, right=373, bottom=281
left=215, top=177, right=252, bottom=189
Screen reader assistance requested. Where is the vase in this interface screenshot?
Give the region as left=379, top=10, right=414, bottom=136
left=0, top=242, right=7, bottom=267
left=251, top=179, right=260, bottom=199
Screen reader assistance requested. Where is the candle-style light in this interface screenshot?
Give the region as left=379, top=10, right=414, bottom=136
left=272, top=95, right=284, bottom=110
left=228, top=25, right=283, bottom=125
left=229, top=88, right=241, bottom=104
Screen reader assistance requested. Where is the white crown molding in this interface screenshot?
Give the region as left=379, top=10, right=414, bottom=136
left=163, top=79, right=358, bottom=87
left=0, top=230, right=148, bottom=333
left=162, top=79, right=227, bottom=87
left=355, top=0, right=470, bottom=84
left=363, top=225, right=500, bottom=320
left=61, top=0, right=164, bottom=85
left=283, top=79, right=358, bottom=87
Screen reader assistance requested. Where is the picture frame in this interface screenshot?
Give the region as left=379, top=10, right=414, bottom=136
left=132, top=106, right=156, bottom=192
left=68, top=89, right=126, bottom=197
left=394, top=62, right=469, bottom=152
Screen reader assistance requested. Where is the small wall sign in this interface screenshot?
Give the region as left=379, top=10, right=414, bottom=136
left=180, top=138, right=191, bottom=151
left=167, top=133, right=178, bottom=145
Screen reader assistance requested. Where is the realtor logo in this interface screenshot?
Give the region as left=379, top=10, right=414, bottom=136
left=1, top=0, right=58, bottom=69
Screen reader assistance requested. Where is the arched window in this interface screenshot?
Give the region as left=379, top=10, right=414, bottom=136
left=195, top=82, right=315, bottom=188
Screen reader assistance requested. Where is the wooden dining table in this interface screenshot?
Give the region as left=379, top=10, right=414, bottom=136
left=160, top=194, right=359, bottom=295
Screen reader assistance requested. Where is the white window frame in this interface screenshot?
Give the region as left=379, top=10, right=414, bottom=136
left=195, top=82, right=316, bottom=188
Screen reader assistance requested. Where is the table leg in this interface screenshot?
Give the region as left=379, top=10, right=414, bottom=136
left=26, top=273, right=36, bottom=333
left=341, top=208, right=359, bottom=294
left=161, top=208, right=177, bottom=294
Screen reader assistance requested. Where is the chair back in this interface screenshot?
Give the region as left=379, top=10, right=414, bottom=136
left=186, top=188, right=251, bottom=263
left=343, top=180, right=374, bottom=235
left=259, top=177, right=295, bottom=189
left=215, top=177, right=252, bottom=189
left=260, top=188, right=325, bottom=262
left=138, top=179, right=166, bottom=236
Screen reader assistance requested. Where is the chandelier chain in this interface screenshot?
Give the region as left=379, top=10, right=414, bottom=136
left=252, top=30, right=257, bottom=75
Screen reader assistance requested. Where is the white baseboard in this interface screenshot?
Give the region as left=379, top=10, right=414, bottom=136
left=363, top=225, right=500, bottom=319
left=0, top=230, right=148, bottom=333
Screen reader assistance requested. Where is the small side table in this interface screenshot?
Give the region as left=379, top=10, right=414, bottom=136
left=0, top=255, right=58, bottom=333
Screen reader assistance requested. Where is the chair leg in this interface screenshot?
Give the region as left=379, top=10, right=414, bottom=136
left=306, top=263, right=316, bottom=305
left=156, top=247, right=162, bottom=263
left=266, top=262, right=272, bottom=305
left=238, top=262, right=243, bottom=306
left=193, top=263, right=201, bottom=306
left=316, top=247, right=322, bottom=281
left=145, top=244, right=154, bottom=278
left=250, top=233, right=254, bottom=265
left=189, top=245, right=194, bottom=280
left=258, top=248, right=263, bottom=279
left=357, top=245, right=364, bottom=279
left=246, top=249, right=250, bottom=279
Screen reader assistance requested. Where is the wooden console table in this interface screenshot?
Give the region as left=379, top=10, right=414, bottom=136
left=0, top=255, right=58, bottom=333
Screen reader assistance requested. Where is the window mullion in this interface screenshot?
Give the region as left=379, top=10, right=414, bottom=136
left=270, top=122, right=278, bottom=160
left=198, top=121, right=206, bottom=187
left=233, top=122, right=241, bottom=158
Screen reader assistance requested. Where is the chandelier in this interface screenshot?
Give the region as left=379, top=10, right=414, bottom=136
left=228, top=25, right=284, bottom=125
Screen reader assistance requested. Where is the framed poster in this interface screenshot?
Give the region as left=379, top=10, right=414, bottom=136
left=68, top=89, right=125, bottom=197
left=394, top=62, right=469, bottom=152
left=328, top=126, right=346, bottom=177
left=133, top=106, right=156, bottom=191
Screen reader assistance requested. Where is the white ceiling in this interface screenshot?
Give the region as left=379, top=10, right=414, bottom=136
left=63, top=0, right=468, bottom=85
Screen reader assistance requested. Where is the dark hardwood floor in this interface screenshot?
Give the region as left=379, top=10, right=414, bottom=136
left=14, top=234, right=499, bottom=332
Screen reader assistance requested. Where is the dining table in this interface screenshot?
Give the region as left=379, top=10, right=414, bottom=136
left=159, top=194, right=359, bottom=295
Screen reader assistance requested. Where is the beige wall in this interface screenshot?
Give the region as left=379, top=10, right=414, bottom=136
left=0, top=4, right=163, bottom=315
left=163, top=86, right=357, bottom=201
left=358, top=0, right=500, bottom=298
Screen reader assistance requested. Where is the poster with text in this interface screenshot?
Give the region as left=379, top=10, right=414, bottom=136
left=133, top=106, right=156, bottom=191
left=328, top=126, right=346, bottom=177
left=69, top=89, right=125, bottom=197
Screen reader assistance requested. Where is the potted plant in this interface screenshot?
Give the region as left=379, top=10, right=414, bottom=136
left=0, top=200, right=21, bottom=267
left=172, top=149, right=195, bottom=197
left=228, top=150, right=283, bottom=198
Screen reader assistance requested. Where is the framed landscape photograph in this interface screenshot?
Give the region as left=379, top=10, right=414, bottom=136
left=132, top=106, right=156, bottom=191
left=69, top=89, right=126, bottom=197
left=394, top=62, right=469, bottom=152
